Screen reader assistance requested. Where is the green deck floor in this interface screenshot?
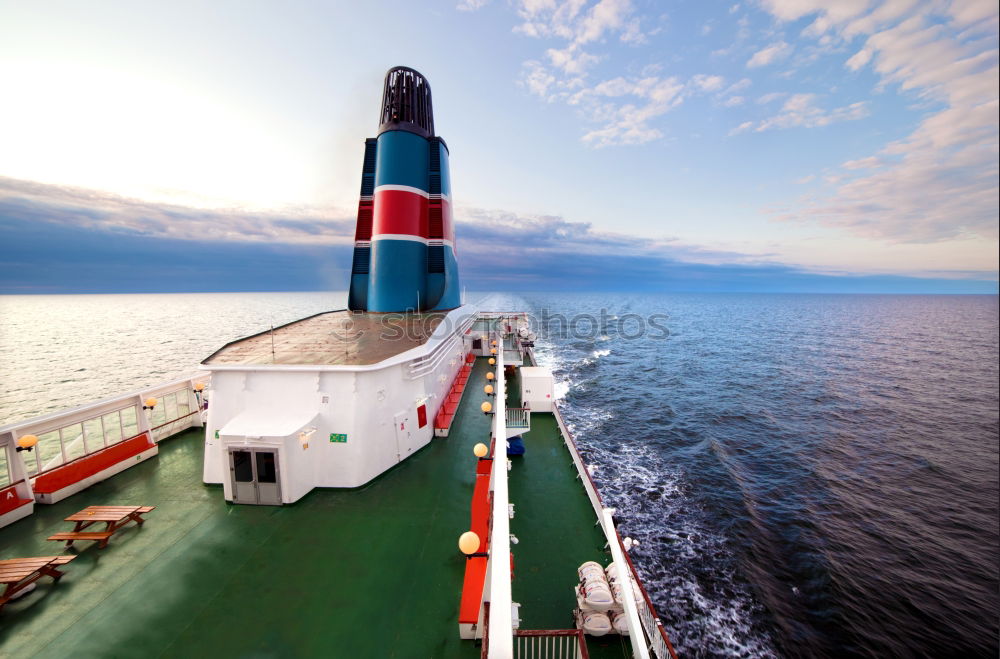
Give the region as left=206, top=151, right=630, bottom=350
left=507, top=413, right=632, bottom=659
left=1, top=357, right=633, bottom=658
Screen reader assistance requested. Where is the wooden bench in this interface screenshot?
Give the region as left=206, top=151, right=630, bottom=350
left=0, top=555, right=77, bottom=611
left=47, top=531, right=116, bottom=548
left=47, top=505, right=156, bottom=549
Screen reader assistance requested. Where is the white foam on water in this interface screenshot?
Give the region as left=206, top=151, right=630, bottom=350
left=592, top=348, right=610, bottom=358
left=563, top=417, right=777, bottom=657
left=553, top=380, right=570, bottom=400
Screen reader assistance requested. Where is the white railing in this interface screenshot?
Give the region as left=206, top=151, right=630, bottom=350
left=0, top=375, right=209, bottom=480
left=486, top=346, right=514, bottom=658
left=408, top=311, right=476, bottom=378
left=513, top=630, right=589, bottom=659
left=505, top=408, right=529, bottom=430
left=602, top=509, right=649, bottom=659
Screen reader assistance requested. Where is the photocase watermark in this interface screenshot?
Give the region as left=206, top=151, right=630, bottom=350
left=326, top=308, right=670, bottom=343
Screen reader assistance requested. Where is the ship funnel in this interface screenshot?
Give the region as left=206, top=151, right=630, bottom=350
left=379, top=66, right=435, bottom=138
left=347, top=67, right=461, bottom=313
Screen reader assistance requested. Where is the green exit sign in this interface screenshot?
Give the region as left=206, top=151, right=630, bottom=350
left=329, top=433, right=347, bottom=443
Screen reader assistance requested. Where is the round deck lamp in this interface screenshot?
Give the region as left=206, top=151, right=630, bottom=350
left=481, top=401, right=493, bottom=414
left=459, top=531, right=480, bottom=555
left=490, top=348, right=497, bottom=354
left=486, top=372, right=495, bottom=381
left=143, top=397, right=157, bottom=410
left=488, top=358, right=496, bottom=365
left=16, top=434, right=38, bottom=453
left=491, top=340, right=497, bottom=346
left=194, top=383, right=206, bottom=392
left=473, top=443, right=489, bottom=458
left=484, top=384, right=494, bottom=395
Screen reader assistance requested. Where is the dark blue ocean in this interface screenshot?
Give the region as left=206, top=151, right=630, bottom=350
left=1, top=292, right=998, bottom=656
left=500, top=292, right=999, bottom=657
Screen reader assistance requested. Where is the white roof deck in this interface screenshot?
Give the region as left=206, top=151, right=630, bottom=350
left=201, top=310, right=449, bottom=367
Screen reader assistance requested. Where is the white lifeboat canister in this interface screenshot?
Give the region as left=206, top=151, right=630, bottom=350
left=577, top=610, right=613, bottom=637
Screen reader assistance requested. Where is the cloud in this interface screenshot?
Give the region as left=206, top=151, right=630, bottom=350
left=756, top=91, right=787, bottom=104
left=756, top=0, right=999, bottom=243
left=456, top=0, right=490, bottom=10
left=0, top=176, right=355, bottom=245
left=747, top=41, right=792, bottom=67
left=691, top=74, right=725, bottom=92
left=845, top=47, right=873, bottom=70
left=513, top=1, right=705, bottom=146
left=2, top=177, right=995, bottom=293
left=732, top=94, right=870, bottom=133
left=723, top=96, right=746, bottom=107
left=725, top=78, right=752, bottom=94
left=561, top=73, right=734, bottom=147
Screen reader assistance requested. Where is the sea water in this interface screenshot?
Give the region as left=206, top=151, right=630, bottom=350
left=1, top=291, right=997, bottom=656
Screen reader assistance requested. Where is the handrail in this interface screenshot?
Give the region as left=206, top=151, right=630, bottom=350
left=505, top=408, right=529, bottom=429
left=150, top=410, right=200, bottom=433
left=409, top=312, right=476, bottom=378
left=486, top=346, right=513, bottom=658
left=513, top=630, right=589, bottom=659
left=602, top=509, right=649, bottom=659
left=0, top=374, right=209, bottom=435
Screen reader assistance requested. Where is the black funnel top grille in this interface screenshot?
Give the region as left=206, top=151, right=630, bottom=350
left=378, top=66, right=434, bottom=138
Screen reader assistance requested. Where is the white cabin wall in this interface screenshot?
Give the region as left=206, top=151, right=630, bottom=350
left=277, top=434, right=313, bottom=503
left=313, top=370, right=362, bottom=487
left=203, top=371, right=246, bottom=484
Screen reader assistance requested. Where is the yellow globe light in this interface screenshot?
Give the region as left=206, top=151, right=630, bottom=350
left=481, top=401, right=493, bottom=414
left=194, top=382, right=206, bottom=392
left=486, top=372, right=495, bottom=381
left=17, top=434, right=38, bottom=450
left=488, top=358, right=496, bottom=365
left=490, top=348, right=497, bottom=354
left=458, top=531, right=481, bottom=555
left=491, top=340, right=497, bottom=346
left=144, top=397, right=158, bottom=409
left=484, top=384, right=494, bottom=395
left=473, top=442, right=489, bottom=458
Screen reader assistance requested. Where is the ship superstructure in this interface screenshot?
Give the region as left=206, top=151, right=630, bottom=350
left=0, top=67, right=677, bottom=659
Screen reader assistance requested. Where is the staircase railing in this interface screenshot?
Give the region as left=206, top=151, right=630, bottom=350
left=513, top=630, right=589, bottom=659
left=505, top=408, right=529, bottom=429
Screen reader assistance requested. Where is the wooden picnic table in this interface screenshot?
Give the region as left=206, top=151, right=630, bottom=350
left=0, top=555, right=76, bottom=612
left=47, top=505, right=155, bottom=549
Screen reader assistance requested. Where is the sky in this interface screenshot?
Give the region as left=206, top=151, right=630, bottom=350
left=0, top=0, right=997, bottom=294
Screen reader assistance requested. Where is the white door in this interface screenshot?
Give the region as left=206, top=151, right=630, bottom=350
left=394, top=411, right=412, bottom=461
left=228, top=448, right=282, bottom=505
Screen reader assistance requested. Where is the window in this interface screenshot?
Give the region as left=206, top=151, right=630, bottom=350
left=103, top=411, right=123, bottom=445
left=120, top=406, right=139, bottom=440
left=0, top=448, right=10, bottom=488
left=61, top=423, right=86, bottom=463
left=83, top=417, right=105, bottom=452
left=150, top=400, right=166, bottom=428
left=232, top=451, right=253, bottom=482
left=164, top=393, right=178, bottom=424
left=176, top=391, right=190, bottom=417
left=35, top=430, right=63, bottom=473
